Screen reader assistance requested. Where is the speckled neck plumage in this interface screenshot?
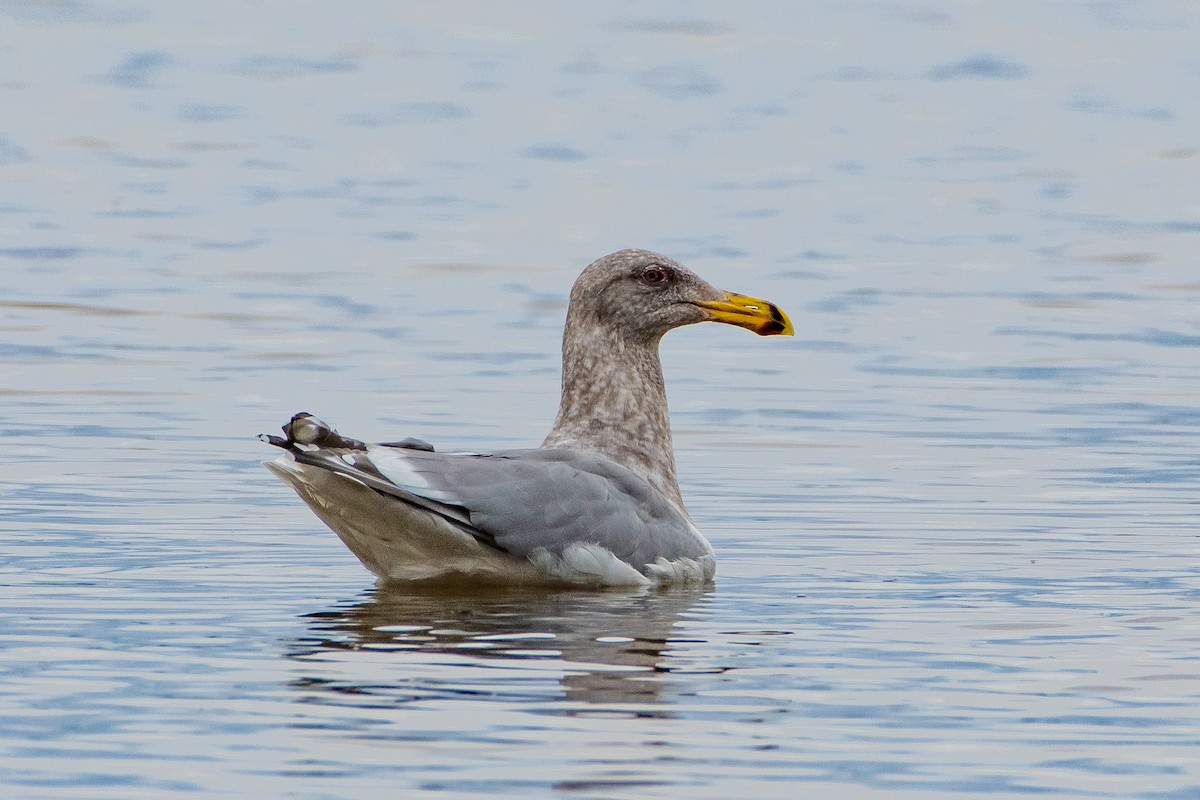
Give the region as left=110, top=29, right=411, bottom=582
left=541, top=323, right=684, bottom=512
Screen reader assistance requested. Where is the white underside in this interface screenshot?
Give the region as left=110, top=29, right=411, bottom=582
left=265, top=456, right=715, bottom=589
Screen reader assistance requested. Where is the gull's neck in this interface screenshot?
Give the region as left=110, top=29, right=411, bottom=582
left=541, top=323, right=685, bottom=511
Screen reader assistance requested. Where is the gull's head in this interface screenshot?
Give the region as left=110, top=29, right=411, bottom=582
left=568, top=248, right=794, bottom=344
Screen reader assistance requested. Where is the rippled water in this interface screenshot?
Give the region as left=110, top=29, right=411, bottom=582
left=3, top=2, right=1198, bottom=798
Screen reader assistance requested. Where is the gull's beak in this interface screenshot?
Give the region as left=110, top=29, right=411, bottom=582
left=693, top=292, right=794, bottom=336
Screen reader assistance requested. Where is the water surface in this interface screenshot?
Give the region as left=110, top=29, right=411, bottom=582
left=2, top=2, right=1198, bottom=798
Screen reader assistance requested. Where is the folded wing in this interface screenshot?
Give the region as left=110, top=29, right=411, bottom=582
left=291, top=444, right=711, bottom=572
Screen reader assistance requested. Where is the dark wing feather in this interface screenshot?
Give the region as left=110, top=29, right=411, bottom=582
left=285, top=446, right=497, bottom=548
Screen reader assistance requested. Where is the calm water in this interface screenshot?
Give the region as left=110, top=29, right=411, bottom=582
left=2, top=2, right=1199, bottom=798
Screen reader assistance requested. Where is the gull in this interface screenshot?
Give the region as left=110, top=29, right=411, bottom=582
left=262, top=249, right=792, bottom=587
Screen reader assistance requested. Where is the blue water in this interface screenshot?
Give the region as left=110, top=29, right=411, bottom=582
left=2, top=2, right=1198, bottom=798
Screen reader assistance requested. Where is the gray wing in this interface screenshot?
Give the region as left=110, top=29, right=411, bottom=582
left=293, top=444, right=708, bottom=571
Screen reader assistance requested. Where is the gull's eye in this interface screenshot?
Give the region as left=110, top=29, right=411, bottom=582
left=640, top=264, right=670, bottom=286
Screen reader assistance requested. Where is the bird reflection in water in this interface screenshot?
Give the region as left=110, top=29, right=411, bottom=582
left=286, top=584, right=717, bottom=710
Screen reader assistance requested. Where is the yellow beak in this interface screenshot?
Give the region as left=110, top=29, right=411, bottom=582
left=693, top=292, right=794, bottom=336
